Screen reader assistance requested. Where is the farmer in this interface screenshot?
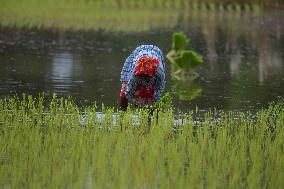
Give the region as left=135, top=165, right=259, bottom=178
left=119, top=45, right=165, bottom=111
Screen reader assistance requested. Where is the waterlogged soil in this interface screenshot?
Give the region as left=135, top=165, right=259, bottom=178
left=0, top=11, right=284, bottom=112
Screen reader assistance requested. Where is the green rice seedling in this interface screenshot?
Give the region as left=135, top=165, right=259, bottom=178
left=0, top=95, right=283, bottom=188
left=0, top=0, right=269, bottom=32
left=167, top=32, right=203, bottom=80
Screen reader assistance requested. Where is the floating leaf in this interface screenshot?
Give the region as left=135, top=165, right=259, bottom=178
left=172, top=32, right=190, bottom=52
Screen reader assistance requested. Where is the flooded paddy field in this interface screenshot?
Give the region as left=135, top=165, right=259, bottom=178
left=0, top=1, right=284, bottom=188
left=1, top=7, right=284, bottom=112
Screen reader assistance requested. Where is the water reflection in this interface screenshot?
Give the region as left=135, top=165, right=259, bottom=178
left=172, top=80, right=202, bottom=101
left=229, top=50, right=242, bottom=74
left=48, top=52, right=83, bottom=93
left=51, top=52, right=74, bottom=83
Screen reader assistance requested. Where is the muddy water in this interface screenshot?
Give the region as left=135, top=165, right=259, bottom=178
left=0, top=10, right=283, bottom=112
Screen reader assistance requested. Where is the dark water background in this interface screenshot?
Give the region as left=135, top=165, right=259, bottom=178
left=0, top=10, right=284, bottom=112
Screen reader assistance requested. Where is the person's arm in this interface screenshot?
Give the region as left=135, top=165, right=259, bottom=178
left=120, top=48, right=139, bottom=111
left=119, top=76, right=138, bottom=111
left=120, top=96, right=128, bottom=111
left=119, top=83, right=128, bottom=111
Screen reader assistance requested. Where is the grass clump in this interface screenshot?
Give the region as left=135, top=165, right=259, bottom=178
left=0, top=95, right=283, bottom=188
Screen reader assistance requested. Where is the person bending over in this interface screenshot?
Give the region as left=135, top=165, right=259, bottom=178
left=119, top=45, right=165, bottom=111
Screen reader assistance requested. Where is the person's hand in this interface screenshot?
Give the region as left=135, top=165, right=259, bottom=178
left=121, top=83, right=128, bottom=91
left=120, top=83, right=128, bottom=111
left=120, top=83, right=128, bottom=97
left=120, top=96, right=128, bottom=111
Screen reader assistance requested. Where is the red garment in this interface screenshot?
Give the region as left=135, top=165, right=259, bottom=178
left=120, top=91, right=126, bottom=97
left=134, top=84, right=154, bottom=103
left=133, top=57, right=159, bottom=102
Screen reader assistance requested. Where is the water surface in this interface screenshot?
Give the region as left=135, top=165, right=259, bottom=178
left=0, top=10, right=283, bottom=112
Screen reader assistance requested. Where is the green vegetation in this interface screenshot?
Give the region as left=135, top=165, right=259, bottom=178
left=167, top=32, right=203, bottom=79
left=0, top=0, right=271, bottom=32
left=167, top=32, right=203, bottom=101
left=0, top=94, right=283, bottom=188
